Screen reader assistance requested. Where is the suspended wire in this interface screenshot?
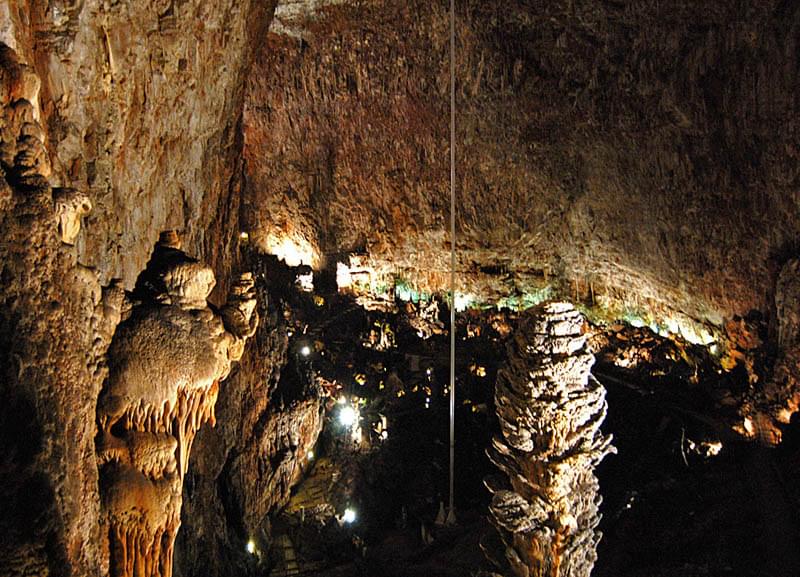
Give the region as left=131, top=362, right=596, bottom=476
left=448, top=0, right=457, bottom=523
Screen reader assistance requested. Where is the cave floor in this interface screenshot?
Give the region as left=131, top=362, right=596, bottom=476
left=250, top=265, right=800, bottom=577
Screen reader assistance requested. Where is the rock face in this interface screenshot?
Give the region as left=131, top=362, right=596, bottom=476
left=0, top=42, right=110, bottom=576
left=736, top=258, right=800, bottom=445
left=0, top=2, right=275, bottom=574
left=175, top=257, right=324, bottom=577
left=1, top=0, right=276, bottom=290
left=244, top=0, right=800, bottom=329
left=96, top=233, right=258, bottom=577
left=487, top=302, right=615, bottom=577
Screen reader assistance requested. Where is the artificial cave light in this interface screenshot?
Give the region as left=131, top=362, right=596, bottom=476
left=454, top=292, right=475, bottom=312
left=296, top=270, right=314, bottom=292
left=300, top=344, right=312, bottom=357
left=306, top=450, right=315, bottom=460
left=246, top=540, right=256, bottom=555
left=338, top=405, right=357, bottom=427
left=264, top=232, right=318, bottom=268
left=342, top=508, right=357, bottom=524
left=336, top=262, right=353, bottom=289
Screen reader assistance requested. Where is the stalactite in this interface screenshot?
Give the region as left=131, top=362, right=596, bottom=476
left=485, top=302, right=615, bottom=577
left=96, top=233, right=259, bottom=577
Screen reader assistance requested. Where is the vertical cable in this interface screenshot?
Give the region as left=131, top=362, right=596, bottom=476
left=448, top=0, right=456, bottom=523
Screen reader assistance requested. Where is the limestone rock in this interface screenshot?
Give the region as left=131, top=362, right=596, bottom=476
left=53, top=187, right=92, bottom=245
left=486, top=302, right=615, bottom=577
left=96, top=235, right=258, bottom=577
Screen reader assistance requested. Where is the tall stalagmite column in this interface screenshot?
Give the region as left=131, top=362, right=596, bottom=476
left=486, top=302, right=615, bottom=577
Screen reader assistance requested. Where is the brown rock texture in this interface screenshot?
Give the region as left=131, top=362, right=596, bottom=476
left=175, top=257, right=324, bottom=577
left=0, top=42, right=110, bottom=576
left=487, top=302, right=614, bottom=577
left=0, top=0, right=277, bottom=574
left=2, top=0, right=276, bottom=290
left=96, top=235, right=258, bottom=577
left=244, top=0, right=800, bottom=329
left=737, top=258, right=800, bottom=444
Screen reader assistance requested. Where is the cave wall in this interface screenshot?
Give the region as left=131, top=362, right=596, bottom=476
left=1, top=0, right=277, bottom=292
left=0, top=1, right=278, bottom=575
left=0, top=42, right=111, bottom=575
left=244, top=0, right=800, bottom=328
left=176, top=257, right=325, bottom=577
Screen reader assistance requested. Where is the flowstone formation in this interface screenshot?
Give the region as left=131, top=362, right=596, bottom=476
left=96, top=232, right=258, bottom=577
left=486, top=302, right=615, bottom=577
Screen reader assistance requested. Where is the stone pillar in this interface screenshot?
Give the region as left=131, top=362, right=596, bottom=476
left=486, top=302, right=615, bottom=577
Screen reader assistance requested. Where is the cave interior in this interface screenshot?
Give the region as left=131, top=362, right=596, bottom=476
left=1, top=1, right=799, bottom=577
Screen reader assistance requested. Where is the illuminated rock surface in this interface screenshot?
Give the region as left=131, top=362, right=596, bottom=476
left=1, top=1, right=800, bottom=576
left=96, top=233, right=257, bottom=577
left=487, top=302, right=614, bottom=577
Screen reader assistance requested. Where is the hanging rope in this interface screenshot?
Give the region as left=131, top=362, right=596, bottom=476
left=447, top=0, right=457, bottom=525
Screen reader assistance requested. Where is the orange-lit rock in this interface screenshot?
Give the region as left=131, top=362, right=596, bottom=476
left=96, top=233, right=257, bottom=577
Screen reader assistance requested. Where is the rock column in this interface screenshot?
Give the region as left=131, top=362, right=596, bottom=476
left=486, top=302, right=614, bottom=577
left=96, top=234, right=258, bottom=577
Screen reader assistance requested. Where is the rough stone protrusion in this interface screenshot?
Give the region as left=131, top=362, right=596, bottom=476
left=737, top=259, right=800, bottom=445
left=53, top=187, right=92, bottom=245
left=96, top=236, right=259, bottom=577
left=485, top=302, right=615, bottom=577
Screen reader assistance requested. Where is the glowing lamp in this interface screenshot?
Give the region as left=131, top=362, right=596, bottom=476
left=246, top=540, right=256, bottom=554
left=300, top=345, right=311, bottom=357
left=338, top=405, right=357, bottom=427
left=342, top=508, right=357, bottom=524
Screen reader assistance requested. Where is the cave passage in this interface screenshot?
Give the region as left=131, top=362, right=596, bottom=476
left=218, top=256, right=800, bottom=577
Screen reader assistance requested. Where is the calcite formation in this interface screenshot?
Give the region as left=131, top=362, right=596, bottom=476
left=1, top=42, right=117, bottom=576
left=96, top=232, right=258, bottom=577
left=1, top=0, right=277, bottom=287
left=734, top=259, right=800, bottom=445
left=53, top=187, right=92, bottom=244
left=486, top=302, right=615, bottom=577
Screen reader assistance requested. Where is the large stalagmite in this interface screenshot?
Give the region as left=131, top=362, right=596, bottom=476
left=96, top=232, right=258, bottom=577
left=486, top=302, right=615, bottom=577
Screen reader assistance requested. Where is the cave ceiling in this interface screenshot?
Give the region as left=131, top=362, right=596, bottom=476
left=244, top=0, right=800, bottom=334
